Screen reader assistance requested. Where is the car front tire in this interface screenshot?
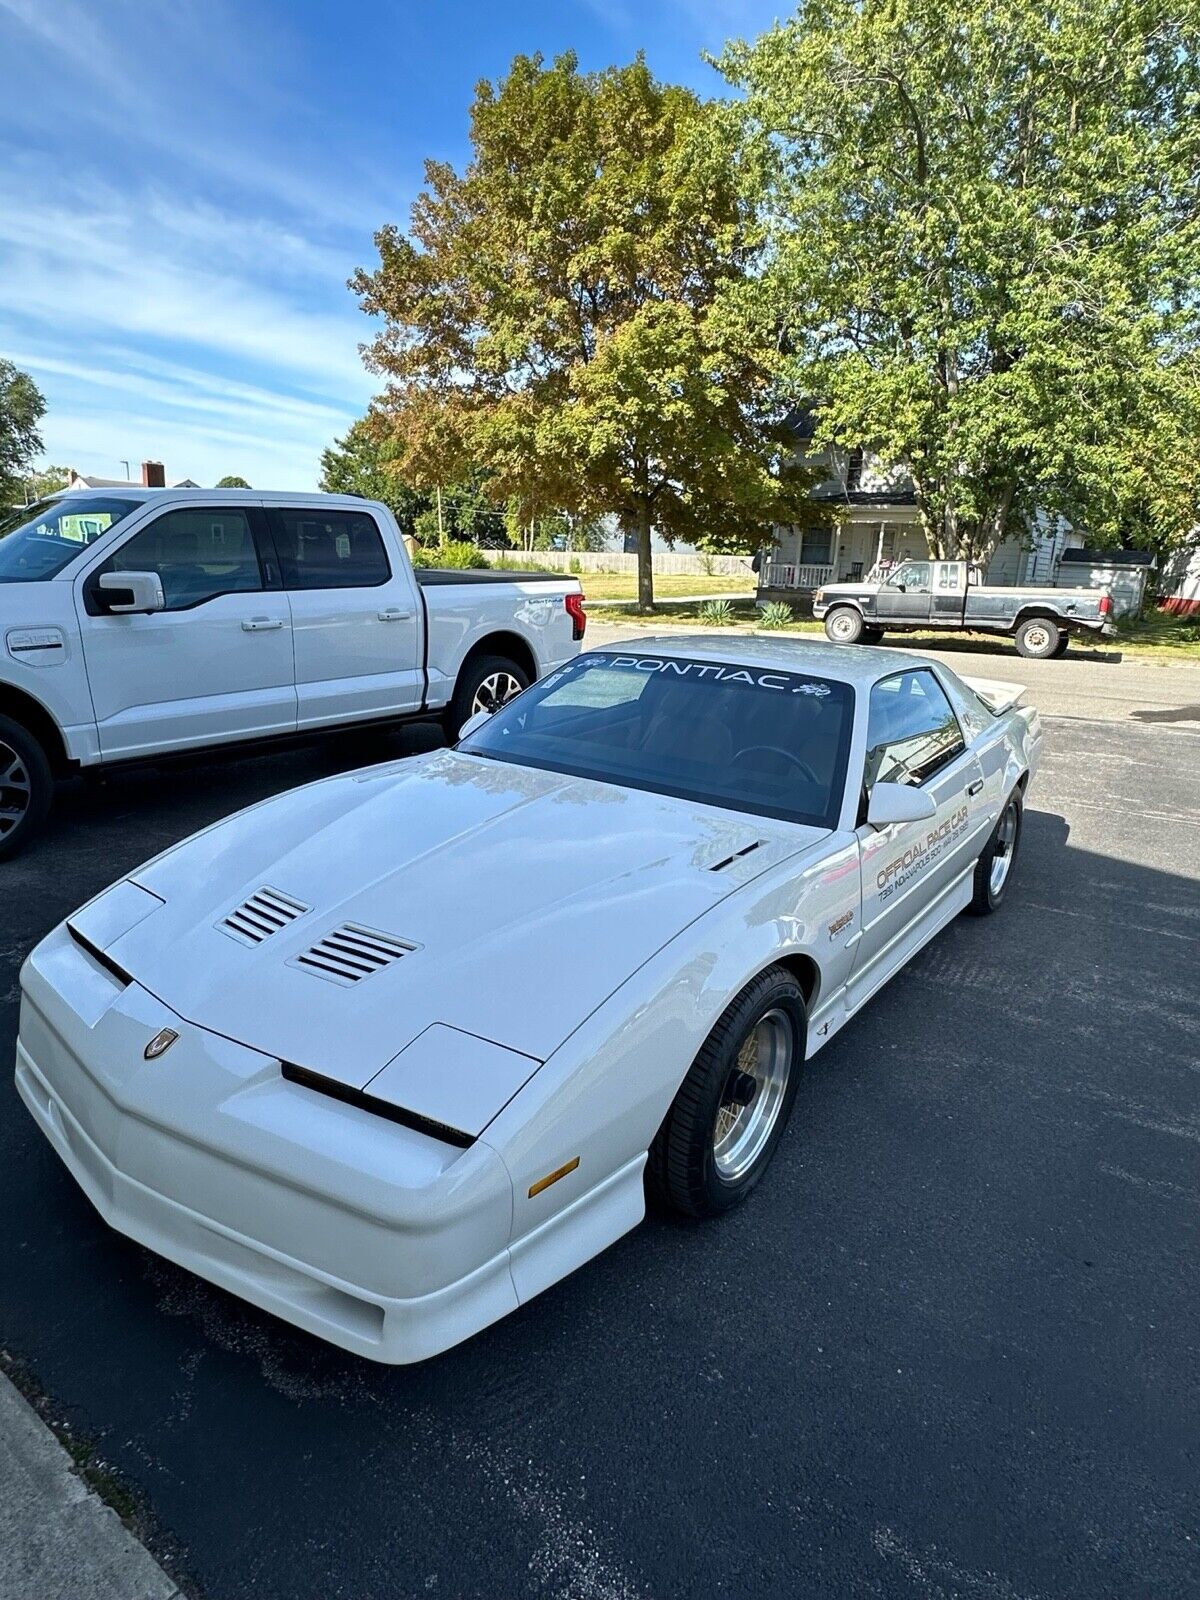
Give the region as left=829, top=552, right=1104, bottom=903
left=967, top=790, right=1023, bottom=915
left=1014, top=618, right=1061, bottom=659
left=0, top=715, right=53, bottom=861
left=648, top=967, right=806, bottom=1218
left=824, top=607, right=864, bottom=645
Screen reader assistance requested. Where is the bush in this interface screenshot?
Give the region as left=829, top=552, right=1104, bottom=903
left=759, top=601, right=794, bottom=629
left=700, top=598, right=736, bottom=626
left=412, top=540, right=488, bottom=569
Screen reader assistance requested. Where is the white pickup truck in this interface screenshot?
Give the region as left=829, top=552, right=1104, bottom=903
left=0, top=488, right=585, bottom=858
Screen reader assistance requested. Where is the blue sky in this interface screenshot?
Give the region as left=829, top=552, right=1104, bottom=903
left=1, top=0, right=785, bottom=489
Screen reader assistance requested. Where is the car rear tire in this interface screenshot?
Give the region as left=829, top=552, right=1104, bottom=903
left=824, top=607, right=864, bottom=645
left=648, top=967, right=806, bottom=1218
left=444, top=653, right=530, bottom=741
left=0, top=715, right=53, bottom=861
left=1014, top=618, right=1061, bottom=659
left=967, top=790, right=1023, bottom=915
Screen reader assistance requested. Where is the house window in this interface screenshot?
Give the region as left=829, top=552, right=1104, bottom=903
left=799, top=528, right=834, bottom=565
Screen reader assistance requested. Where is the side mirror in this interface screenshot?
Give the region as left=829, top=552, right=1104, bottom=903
left=867, top=782, right=937, bottom=829
left=457, top=708, right=493, bottom=742
left=98, top=571, right=165, bottom=615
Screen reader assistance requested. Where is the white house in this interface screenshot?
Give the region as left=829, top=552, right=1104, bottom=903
left=65, top=461, right=198, bottom=491
left=759, top=411, right=1081, bottom=600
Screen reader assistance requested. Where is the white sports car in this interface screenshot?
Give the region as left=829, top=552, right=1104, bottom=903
left=16, top=638, right=1041, bottom=1363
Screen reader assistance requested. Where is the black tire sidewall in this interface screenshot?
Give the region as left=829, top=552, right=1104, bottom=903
left=0, top=714, right=52, bottom=860
left=969, top=792, right=1023, bottom=914
left=446, top=654, right=529, bottom=741
left=650, top=968, right=807, bottom=1217
left=825, top=608, right=864, bottom=645
left=1015, top=618, right=1060, bottom=659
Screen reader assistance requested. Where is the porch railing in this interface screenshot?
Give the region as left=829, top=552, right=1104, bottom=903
left=761, top=562, right=834, bottom=591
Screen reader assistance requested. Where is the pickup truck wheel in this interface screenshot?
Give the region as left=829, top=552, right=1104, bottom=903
left=967, top=792, right=1023, bottom=915
left=446, top=654, right=530, bottom=740
left=824, top=607, right=864, bottom=644
left=0, top=715, right=53, bottom=860
left=1014, top=618, right=1061, bottom=659
left=647, top=967, right=805, bottom=1218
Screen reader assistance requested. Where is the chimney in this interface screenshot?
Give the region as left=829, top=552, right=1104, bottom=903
left=141, top=460, right=166, bottom=488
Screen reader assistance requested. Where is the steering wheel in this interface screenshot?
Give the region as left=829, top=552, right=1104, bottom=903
left=733, top=745, right=820, bottom=787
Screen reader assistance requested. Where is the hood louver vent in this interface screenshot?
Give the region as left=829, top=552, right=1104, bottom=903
left=221, top=886, right=309, bottom=945
left=292, top=924, right=418, bottom=987
left=709, top=841, right=764, bottom=873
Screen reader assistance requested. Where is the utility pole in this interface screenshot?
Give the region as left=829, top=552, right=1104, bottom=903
left=120, top=460, right=131, bottom=482
left=436, top=485, right=444, bottom=540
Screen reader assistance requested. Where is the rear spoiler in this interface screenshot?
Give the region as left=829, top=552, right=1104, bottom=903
left=962, top=676, right=1026, bottom=714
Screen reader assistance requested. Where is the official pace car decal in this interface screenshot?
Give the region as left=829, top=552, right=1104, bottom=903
left=875, top=804, right=969, bottom=903
left=607, top=656, right=833, bottom=695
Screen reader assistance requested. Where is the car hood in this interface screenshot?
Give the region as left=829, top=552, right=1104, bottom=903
left=107, top=750, right=823, bottom=1089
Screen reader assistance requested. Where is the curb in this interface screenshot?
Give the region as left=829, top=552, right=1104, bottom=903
left=0, top=1371, right=181, bottom=1600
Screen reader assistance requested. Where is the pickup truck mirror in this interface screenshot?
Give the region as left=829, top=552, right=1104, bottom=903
left=457, top=708, right=494, bottom=741
left=867, top=781, right=938, bottom=829
left=97, top=571, right=165, bottom=615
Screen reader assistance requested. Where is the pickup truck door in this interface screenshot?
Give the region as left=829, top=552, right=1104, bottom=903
left=266, top=504, right=424, bottom=729
left=875, top=561, right=934, bottom=622
left=74, top=502, right=296, bottom=760
left=848, top=667, right=984, bottom=1011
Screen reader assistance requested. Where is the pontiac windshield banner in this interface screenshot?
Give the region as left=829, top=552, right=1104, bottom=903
left=604, top=655, right=834, bottom=696
left=876, top=804, right=969, bottom=902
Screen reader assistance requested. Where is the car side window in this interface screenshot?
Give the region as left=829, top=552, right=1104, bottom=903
left=92, top=507, right=264, bottom=612
left=936, top=564, right=962, bottom=590
left=273, top=509, right=391, bottom=590
left=865, top=669, right=966, bottom=790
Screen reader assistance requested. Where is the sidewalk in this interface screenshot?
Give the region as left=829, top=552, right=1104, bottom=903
left=0, top=1372, right=180, bottom=1600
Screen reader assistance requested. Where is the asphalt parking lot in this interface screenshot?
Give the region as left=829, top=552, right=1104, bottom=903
left=3, top=639, right=1198, bottom=1600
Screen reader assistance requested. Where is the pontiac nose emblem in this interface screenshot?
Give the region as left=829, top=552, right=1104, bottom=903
left=144, top=1028, right=179, bottom=1061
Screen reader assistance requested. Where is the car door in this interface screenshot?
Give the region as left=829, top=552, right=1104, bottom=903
left=848, top=667, right=984, bottom=1009
left=267, top=504, right=423, bottom=729
left=875, top=560, right=934, bottom=622
left=75, top=502, right=296, bottom=760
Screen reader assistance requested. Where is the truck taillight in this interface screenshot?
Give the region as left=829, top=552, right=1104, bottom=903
left=1098, top=593, right=1112, bottom=616
left=565, top=592, right=587, bottom=641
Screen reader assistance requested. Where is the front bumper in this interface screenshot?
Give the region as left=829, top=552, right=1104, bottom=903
left=15, top=926, right=518, bottom=1363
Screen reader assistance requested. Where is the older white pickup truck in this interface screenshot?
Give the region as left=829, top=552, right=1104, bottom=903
left=813, top=558, right=1116, bottom=658
left=0, top=488, right=585, bottom=857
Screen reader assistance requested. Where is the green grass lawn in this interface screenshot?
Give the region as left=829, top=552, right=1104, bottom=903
left=585, top=596, right=1200, bottom=660
left=576, top=571, right=757, bottom=601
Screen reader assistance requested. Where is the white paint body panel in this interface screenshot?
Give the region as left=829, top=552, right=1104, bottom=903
left=0, top=488, right=580, bottom=766
left=16, top=636, right=1042, bottom=1363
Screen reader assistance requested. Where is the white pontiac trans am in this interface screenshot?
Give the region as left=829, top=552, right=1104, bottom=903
left=16, top=638, right=1041, bottom=1363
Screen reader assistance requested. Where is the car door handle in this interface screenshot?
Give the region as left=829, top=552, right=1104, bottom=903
left=378, top=608, right=413, bottom=622
left=967, top=779, right=984, bottom=796
left=241, top=617, right=284, bottom=632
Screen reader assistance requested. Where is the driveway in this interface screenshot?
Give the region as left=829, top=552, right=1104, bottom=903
left=2, top=646, right=1197, bottom=1599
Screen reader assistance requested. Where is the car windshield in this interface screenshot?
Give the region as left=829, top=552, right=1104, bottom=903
left=0, top=495, right=140, bottom=583
left=458, top=650, right=855, bottom=829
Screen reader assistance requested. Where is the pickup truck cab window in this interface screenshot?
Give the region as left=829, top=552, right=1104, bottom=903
left=271, top=508, right=390, bottom=589
left=887, top=561, right=931, bottom=592
left=865, top=668, right=966, bottom=790
left=0, top=495, right=140, bottom=583
left=87, top=506, right=266, bottom=613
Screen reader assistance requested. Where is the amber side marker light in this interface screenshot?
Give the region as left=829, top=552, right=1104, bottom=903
left=528, top=1156, right=580, bottom=1198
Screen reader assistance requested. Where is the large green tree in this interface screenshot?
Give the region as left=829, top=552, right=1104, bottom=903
left=352, top=52, right=820, bottom=609
left=215, top=474, right=251, bottom=489
left=0, top=361, right=47, bottom=507
left=319, top=417, right=426, bottom=531
left=718, top=0, right=1200, bottom=562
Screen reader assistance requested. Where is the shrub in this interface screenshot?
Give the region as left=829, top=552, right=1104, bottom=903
left=413, top=540, right=487, bottom=569
left=700, top=598, right=736, bottom=626
left=760, top=601, right=794, bottom=629
left=699, top=553, right=716, bottom=577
